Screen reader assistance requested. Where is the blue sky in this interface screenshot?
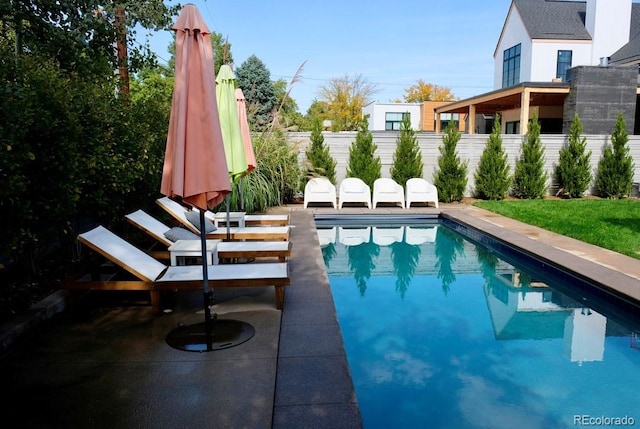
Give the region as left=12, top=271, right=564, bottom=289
left=139, top=0, right=514, bottom=112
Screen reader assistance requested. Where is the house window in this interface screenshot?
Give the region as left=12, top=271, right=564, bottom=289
left=502, top=44, right=521, bottom=88
left=385, top=112, right=409, bottom=131
left=505, top=121, right=520, bottom=134
left=440, top=113, right=459, bottom=131
left=556, top=50, right=572, bottom=81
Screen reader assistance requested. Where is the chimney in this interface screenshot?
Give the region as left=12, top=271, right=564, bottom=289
left=585, top=0, right=632, bottom=64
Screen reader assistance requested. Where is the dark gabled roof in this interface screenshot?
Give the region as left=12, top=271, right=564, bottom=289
left=514, top=0, right=591, bottom=40
left=609, top=4, right=640, bottom=64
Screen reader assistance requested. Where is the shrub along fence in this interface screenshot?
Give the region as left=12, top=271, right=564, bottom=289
left=288, top=132, right=640, bottom=197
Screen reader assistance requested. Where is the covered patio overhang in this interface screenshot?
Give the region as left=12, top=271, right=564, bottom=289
left=435, top=82, right=570, bottom=135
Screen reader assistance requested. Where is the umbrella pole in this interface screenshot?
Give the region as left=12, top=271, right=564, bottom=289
left=225, top=194, right=231, bottom=241
left=200, top=210, right=213, bottom=350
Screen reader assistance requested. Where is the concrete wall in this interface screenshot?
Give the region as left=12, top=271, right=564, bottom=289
left=288, top=131, right=640, bottom=197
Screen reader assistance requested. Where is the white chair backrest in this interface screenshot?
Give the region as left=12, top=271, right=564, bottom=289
left=125, top=210, right=173, bottom=247
left=340, top=177, right=369, bottom=193
left=306, top=177, right=335, bottom=193
left=156, top=197, right=199, bottom=234
left=78, top=226, right=167, bottom=282
left=374, top=178, right=401, bottom=192
left=406, top=178, right=435, bottom=192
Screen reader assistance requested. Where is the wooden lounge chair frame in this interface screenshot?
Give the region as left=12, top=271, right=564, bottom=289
left=63, top=226, right=290, bottom=313
left=156, top=197, right=290, bottom=241
left=126, top=210, right=292, bottom=262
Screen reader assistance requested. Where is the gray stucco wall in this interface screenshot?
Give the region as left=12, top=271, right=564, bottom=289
left=564, top=66, right=638, bottom=134
left=288, top=131, right=640, bottom=197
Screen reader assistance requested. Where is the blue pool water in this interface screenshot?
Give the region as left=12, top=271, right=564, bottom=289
left=318, top=222, right=640, bottom=429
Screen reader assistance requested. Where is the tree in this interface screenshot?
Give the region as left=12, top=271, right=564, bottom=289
left=301, top=99, right=330, bottom=131
left=306, top=119, right=337, bottom=184
left=319, top=73, right=378, bottom=131
left=433, top=122, right=468, bottom=202
left=474, top=115, right=511, bottom=200
left=555, top=114, right=592, bottom=198
left=512, top=113, right=547, bottom=199
left=402, top=79, right=457, bottom=103
left=596, top=112, right=634, bottom=198
left=390, top=114, right=423, bottom=188
left=235, top=55, right=277, bottom=130
left=346, top=117, right=381, bottom=189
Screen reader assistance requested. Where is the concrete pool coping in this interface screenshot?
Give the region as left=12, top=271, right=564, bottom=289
left=1, top=203, right=639, bottom=428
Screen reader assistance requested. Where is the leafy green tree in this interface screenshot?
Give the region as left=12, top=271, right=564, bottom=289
left=555, top=114, right=592, bottom=198
left=346, top=117, right=381, bottom=189
left=305, top=119, right=337, bottom=184
left=474, top=115, right=511, bottom=200
left=512, top=113, right=547, bottom=199
left=596, top=112, right=635, bottom=198
left=272, top=78, right=304, bottom=130
left=301, top=99, right=329, bottom=131
left=390, top=114, right=423, bottom=188
left=235, top=55, right=277, bottom=131
left=433, top=122, right=468, bottom=202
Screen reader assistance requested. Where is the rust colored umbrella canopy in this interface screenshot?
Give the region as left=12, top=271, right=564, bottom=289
left=235, top=87, right=257, bottom=172
left=160, top=5, right=252, bottom=352
left=160, top=4, right=231, bottom=211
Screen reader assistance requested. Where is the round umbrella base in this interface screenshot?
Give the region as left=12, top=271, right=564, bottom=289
left=166, top=319, right=255, bottom=352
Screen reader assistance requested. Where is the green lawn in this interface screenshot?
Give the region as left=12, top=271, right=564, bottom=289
left=473, top=199, right=640, bottom=259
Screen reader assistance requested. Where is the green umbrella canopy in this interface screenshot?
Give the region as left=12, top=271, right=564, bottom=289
left=216, top=64, right=248, bottom=181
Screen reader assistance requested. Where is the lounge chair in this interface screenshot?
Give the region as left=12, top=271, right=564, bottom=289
left=63, top=225, right=290, bottom=312
left=203, top=210, right=289, bottom=227
left=338, top=227, right=371, bottom=246
left=125, top=209, right=292, bottom=262
left=372, top=226, right=405, bottom=246
left=372, top=178, right=405, bottom=209
left=404, top=226, right=438, bottom=245
left=338, top=178, right=371, bottom=209
left=405, top=178, right=439, bottom=208
left=303, top=177, right=337, bottom=208
left=156, top=197, right=290, bottom=241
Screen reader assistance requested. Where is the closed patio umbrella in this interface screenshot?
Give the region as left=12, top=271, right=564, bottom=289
left=216, top=64, right=254, bottom=235
left=160, top=4, right=253, bottom=352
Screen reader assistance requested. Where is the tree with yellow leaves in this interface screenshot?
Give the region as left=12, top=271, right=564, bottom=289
left=401, top=79, right=457, bottom=103
left=318, top=74, right=378, bottom=131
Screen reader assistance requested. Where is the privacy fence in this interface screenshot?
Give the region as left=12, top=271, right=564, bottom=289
left=287, top=132, right=640, bottom=197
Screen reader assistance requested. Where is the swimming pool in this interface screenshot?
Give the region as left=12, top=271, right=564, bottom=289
left=317, top=220, right=640, bottom=429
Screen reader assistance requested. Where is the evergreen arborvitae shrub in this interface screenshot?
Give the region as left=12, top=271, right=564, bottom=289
left=555, top=114, right=592, bottom=198
left=433, top=121, right=468, bottom=202
left=595, top=112, right=635, bottom=199
left=390, top=114, right=423, bottom=188
left=305, top=118, right=337, bottom=184
left=474, top=115, right=511, bottom=200
left=346, top=117, right=381, bottom=189
left=512, top=113, right=547, bottom=199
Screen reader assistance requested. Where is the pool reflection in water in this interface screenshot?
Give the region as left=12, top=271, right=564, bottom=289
left=319, top=223, right=640, bottom=429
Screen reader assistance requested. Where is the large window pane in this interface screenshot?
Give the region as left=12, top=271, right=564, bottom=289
left=556, top=50, right=572, bottom=81
left=502, top=44, right=521, bottom=88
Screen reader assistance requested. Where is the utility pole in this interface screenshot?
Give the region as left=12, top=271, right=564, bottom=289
left=115, top=5, right=129, bottom=96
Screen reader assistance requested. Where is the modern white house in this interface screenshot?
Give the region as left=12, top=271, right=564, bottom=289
left=436, top=0, right=640, bottom=135
left=361, top=102, right=422, bottom=131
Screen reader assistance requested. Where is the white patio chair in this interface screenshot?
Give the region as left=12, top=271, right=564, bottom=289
left=303, top=177, right=337, bottom=209
left=338, top=178, right=372, bottom=209
left=372, top=226, right=405, bottom=246
left=338, top=227, right=371, bottom=246
left=404, top=226, right=438, bottom=245
left=316, top=227, right=337, bottom=247
left=373, top=178, right=405, bottom=208
left=405, top=178, right=439, bottom=208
